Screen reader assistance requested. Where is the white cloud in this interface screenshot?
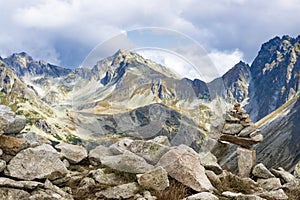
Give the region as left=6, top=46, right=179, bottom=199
left=208, top=49, right=244, bottom=76
left=0, top=0, right=299, bottom=68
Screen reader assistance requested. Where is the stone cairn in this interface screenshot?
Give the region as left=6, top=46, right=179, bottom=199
left=220, top=103, right=263, bottom=177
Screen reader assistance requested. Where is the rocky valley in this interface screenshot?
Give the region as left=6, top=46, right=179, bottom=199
left=0, top=35, right=299, bottom=199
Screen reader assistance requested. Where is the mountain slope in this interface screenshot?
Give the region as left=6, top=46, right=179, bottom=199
left=208, top=61, right=251, bottom=104
left=246, top=35, right=300, bottom=122
left=255, top=92, right=300, bottom=171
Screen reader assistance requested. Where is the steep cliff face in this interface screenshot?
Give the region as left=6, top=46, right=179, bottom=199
left=255, top=93, right=300, bottom=171
left=247, top=35, right=300, bottom=122
left=209, top=61, right=251, bottom=104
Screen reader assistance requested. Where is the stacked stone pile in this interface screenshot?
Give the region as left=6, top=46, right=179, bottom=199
left=222, top=103, right=258, bottom=138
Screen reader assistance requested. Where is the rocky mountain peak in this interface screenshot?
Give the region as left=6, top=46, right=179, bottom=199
left=247, top=35, right=300, bottom=121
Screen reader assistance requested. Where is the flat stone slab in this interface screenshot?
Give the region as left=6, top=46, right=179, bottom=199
left=219, top=134, right=263, bottom=149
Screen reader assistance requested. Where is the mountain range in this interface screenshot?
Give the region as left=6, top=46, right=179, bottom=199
left=0, top=35, right=299, bottom=171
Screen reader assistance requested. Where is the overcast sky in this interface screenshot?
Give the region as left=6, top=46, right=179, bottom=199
left=0, top=0, right=299, bottom=79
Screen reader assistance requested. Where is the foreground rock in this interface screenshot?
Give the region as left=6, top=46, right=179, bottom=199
left=128, top=139, right=170, bottom=165
left=199, top=151, right=223, bottom=175
left=88, top=145, right=113, bottom=166
left=0, top=105, right=26, bottom=135
left=0, top=135, right=29, bottom=155
left=157, top=149, right=214, bottom=192
left=252, top=163, right=275, bottom=179
left=137, top=166, right=169, bottom=191
left=6, top=144, right=68, bottom=180
left=101, top=152, right=154, bottom=174
left=0, top=187, right=30, bottom=199
left=55, top=142, right=87, bottom=164
left=96, top=182, right=139, bottom=199
left=183, top=192, right=219, bottom=200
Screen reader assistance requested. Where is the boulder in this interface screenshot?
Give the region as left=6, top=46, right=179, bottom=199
left=90, top=169, right=123, bottom=185
left=236, top=194, right=266, bottom=200
left=0, top=177, right=43, bottom=190
left=205, top=170, right=221, bottom=186
left=88, top=145, right=113, bottom=166
left=259, top=189, right=288, bottom=200
left=0, top=188, right=30, bottom=200
left=55, top=142, right=87, bottom=164
left=108, top=138, right=133, bottom=155
left=294, top=162, right=300, bottom=178
left=252, top=163, right=275, bottom=179
left=151, top=136, right=171, bottom=146
left=157, top=149, right=214, bottom=192
left=270, top=167, right=296, bottom=183
left=199, top=152, right=223, bottom=175
left=222, top=123, right=244, bottom=135
left=0, top=105, right=26, bottom=134
left=128, top=140, right=170, bottom=165
left=183, top=192, right=219, bottom=200
left=257, top=178, right=282, bottom=191
left=6, top=144, right=68, bottom=180
left=0, top=135, right=29, bottom=155
left=0, top=159, right=6, bottom=172
left=222, top=191, right=242, bottom=198
left=4, top=115, right=26, bottom=134
left=137, top=166, right=169, bottom=191
left=96, top=182, right=139, bottom=199
left=237, top=147, right=256, bottom=177
left=135, top=191, right=157, bottom=200
left=18, top=132, right=50, bottom=147
left=45, top=179, right=73, bottom=199
left=100, top=152, right=154, bottom=174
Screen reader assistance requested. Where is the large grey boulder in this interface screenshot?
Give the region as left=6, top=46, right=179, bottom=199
left=235, top=194, right=266, bottom=200
left=252, top=163, right=275, bottom=179
left=137, top=166, right=169, bottom=191
left=199, top=152, right=223, bottom=175
left=257, top=178, right=282, bottom=191
left=101, top=152, right=154, bottom=174
left=157, top=149, right=214, bottom=192
left=55, top=142, right=87, bottom=164
left=6, top=144, right=68, bottom=180
left=88, top=145, right=113, bottom=166
left=259, top=189, right=288, bottom=200
left=0, top=105, right=26, bottom=135
left=183, top=192, right=219, bottom=200
left=270, top=167, right=296, bottom=183
left=0, top=188, right=30, bottom=200
left=128, top=140, right=170, bottom=165
left=108, top=138, right=133, bottom=155
left=89, top=169, right=123, bottom=185
left=96, top=182, right=139, bottom=199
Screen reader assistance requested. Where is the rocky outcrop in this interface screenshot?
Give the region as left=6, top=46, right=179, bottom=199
left=6, top=144, right=68, bottom=180
left=157, top=148, right=214, bottom=192
left=0, top=105, right=26, bottom=135
left=55, top=142, right=87, bottom=164
left=101, top=152, right=154, bottom=174
left=0, top=105, right=298, bottom=200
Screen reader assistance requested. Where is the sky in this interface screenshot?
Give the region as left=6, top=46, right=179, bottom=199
left=0, top=0, right=299, bottom=81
